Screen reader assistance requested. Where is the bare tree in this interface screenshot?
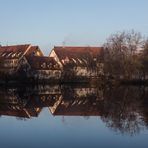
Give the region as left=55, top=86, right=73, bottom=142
left=140, top=39, right=148, bottom=80
left=103, top=30, right=143, bottom=80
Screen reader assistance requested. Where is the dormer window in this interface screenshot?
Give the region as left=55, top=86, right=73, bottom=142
left=17, top=52, right=22, bottom=57
left=93, top=58, right=97, bottom=61
left=72, top=58, right=77, bottom=63
left=36, top=51, right=41, bottom=56
left=0, top=52, right=2, bottom=55
left=7, top=52, right=13, bottom=57
left=65, top=56, right=69, bottom=63
left=1, top=52, right=6, bottom=57
left=47, top=63, right=52, bottom=68
left=77, top=58, right=83, bottom=64
left=12, top=53, right=16, bottom=58
left=54, top=64, right=58, bottom=68
left=41, top=62, right=46, bottom=68
left=82, top=59, right=88, bottom=64
left=62, top=59, right=65, bottom=64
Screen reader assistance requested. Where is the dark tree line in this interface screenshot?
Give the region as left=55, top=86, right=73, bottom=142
left=103, top=30, right=148, bottom=81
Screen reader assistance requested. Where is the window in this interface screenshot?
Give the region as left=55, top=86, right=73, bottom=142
left=77, top=58, right=83, bottom=64
left=72, top=58, right=77, bottom=63
left=41, top=63, right=46, bottom=68
left=93, top=58, right=97, bottom=61
left=54, top=71, right=60, bottom=77
left=1, top=52, right=6, bottom=57
left=36, top=51, right=41, bottom=56
left=17, top=52, right=22, bottom=57
left=11, top=53, right=16, bottom=58
left=7, top=52, right=13, bottom=57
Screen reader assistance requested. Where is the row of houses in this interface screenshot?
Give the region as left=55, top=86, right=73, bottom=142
left=0, top=44, right=104, bottom=82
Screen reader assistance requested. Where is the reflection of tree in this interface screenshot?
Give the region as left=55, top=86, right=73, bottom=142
left=101, top=112, right=145, bottom=136
left=61, top=85, right=75, bottom=100
left=100, top=86, right=147, bottom=136
left=83, top=116, right=90, bottom=120
left=62, top=62, right=76, bottom=81
left=16, top=117, right=27, bottom=121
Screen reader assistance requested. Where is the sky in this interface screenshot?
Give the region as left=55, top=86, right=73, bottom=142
left=0, top=0, right=148, bottom=55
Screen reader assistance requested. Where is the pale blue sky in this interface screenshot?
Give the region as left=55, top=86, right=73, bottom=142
left=0, top=0, right=148, bottom=55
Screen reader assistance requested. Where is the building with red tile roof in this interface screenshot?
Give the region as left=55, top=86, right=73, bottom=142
left=49, top=46, right=104, bottom=79
left=0, top=44, right=43, bottom=80
left=50, top=46, right=103, bottom=66
left=26, top=56, right=61, bottom=80
left=0, top=44, right=43, bottom=59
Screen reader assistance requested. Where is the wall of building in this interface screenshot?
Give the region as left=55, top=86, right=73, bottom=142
left=32, top=70, right=61, bottom=80
left=49, top=50, right=63, bottom=68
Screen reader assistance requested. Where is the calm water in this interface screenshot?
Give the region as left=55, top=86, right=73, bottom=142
left=0, top=84, right=148, bottom=148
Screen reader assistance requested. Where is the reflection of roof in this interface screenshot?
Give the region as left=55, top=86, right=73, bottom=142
left=26, top=94, right=58, bottom=108
left=0, top=107, right=42, bottom=118
left=0, top=110, right=31, bottom=118
left=51, top=106, right=100, bottom=116
left=50, top=99, right=101, bottom=116
left=26, top=56, right=61, bottom=70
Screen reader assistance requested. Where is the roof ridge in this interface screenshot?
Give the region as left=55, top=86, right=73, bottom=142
left=0, top=44, right=31, bottom=48
left=54, top=46, right=102, bottom=48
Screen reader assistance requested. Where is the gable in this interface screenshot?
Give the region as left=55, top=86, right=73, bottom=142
left=26, top=46, right=44, bottom=57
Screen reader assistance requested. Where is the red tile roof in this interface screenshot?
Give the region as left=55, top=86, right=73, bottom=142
left=51, top=46, right=104, bottom=66
left=0, top=44, right=30, bottom=53
left=0, top=44, right=43, bottom=59
left=26, top=56, right=61, bottom=70
left=52, top=46, right=104, bottom=59
left=0, top=44, right=30, bottom=58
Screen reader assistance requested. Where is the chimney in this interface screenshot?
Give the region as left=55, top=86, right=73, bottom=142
left=62, top=41, right=66, bottom=48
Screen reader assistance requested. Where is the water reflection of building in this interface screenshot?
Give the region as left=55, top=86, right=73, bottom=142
left=49, top=86, right=103, bottom=116
left=0, top=87, right=41, bottom=118
left=0, top=85, right=62, bottom=118
left=0, top=84, right=148, bottom=136
left=0, top=85, right=103, bottom=118
left=25, top=85, right=62, bottom=108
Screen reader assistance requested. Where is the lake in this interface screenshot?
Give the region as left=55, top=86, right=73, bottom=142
left=0, top=84, right=148, bottom=148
